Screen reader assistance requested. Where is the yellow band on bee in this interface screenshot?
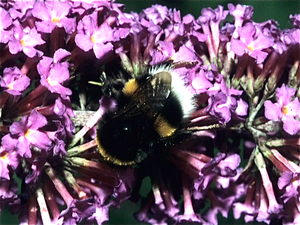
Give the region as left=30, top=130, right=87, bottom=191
left=154, top=115, right=176, bottom=138
left=123, top=79, right=138, bottom=96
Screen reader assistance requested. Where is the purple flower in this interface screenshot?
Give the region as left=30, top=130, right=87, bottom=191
left=0, top=7, right=12, bottom=44
left=190, top=67, right=214, bottom=94
left=25, top=157, right=47, bottom=184
left=140, top=4, right=169, bottom=25
left=207, top=79, right=248, bottom=123
left=290, top=14, right=300, bottom=28
left=75, top=12, right=114, bottom=59
left=0, top=7, right=12, bottom=30
left=44, top=120, right=67, bottom=156
left=92, top=204, right=110, bottom=225
left=69, top=0, right=113, bottom=15
left=32, top=1, right=75, bottom=34
left=264, top=84, right=300, bottom=135
left=231, top=22, right=273, bottom=63
left=8, top=20, right=45, bottom=57
left=228, top=4, right=253, bottom=30
left=197, top=6, right=228, bottom=59
left=283, top=28, right=300, bottom=46
left=59, top=199, right=96, bottom=224
left=7, top=0, right=35, bottom=21
left=38, top=48, right=72, bottom=99
left=0, top=67, right=30, bottom=96
left=149, top=41, right=175, bottom=65
left=278, top=171, right=300, bottom=203
left=9, top=109, right=52, bottom=158
left=277, top=172, right=300, bottom=224
left=0, top=141, right=20, bottom=180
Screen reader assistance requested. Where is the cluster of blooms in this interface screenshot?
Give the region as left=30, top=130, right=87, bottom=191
left=0, top=1, right=299, bottom=224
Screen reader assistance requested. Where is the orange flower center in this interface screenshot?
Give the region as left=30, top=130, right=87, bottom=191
left=281, top=106, right=289, bottom=115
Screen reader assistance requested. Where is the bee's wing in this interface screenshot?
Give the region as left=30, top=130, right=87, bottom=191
left=115, top=71, right=172, bottom=119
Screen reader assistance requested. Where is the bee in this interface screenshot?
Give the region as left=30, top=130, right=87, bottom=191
left=96, top=65, right=196, bottom=166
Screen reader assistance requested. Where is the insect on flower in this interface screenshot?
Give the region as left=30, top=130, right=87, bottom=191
left=96, top=63, right=196, bottom=166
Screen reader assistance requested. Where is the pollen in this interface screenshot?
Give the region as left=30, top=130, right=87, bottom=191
left=90, top=35, right=97, bottom=43
left=0, top=152, right=8, bottom=161
left=47, top=78, right=58, bottom=86
left=25, top=129, right=32, bottom=138
left=51, top=17, right=60, bottom=23
left=281, top=105, right=289, bottom=115
left=20, top=38, right=26, bottom=46
left=247, top=43, right=254, bottom=51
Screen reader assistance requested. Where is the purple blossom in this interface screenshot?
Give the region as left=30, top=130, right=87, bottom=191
left=8, top=21, right=45, bottom=57
left=32, top=1, right=75, bottom=34
left=38, top=48, right=72, bottom=99
left=140, top=4, right=169, bottom=25
left=56, top=97, right=75, bottom=138
left=264, top=84, right=300, bottom=135
left=228, top=4, right=253, bottom=30
left=0, top=7, right=12, bottom=30
left=278, top=171, right=300, bottom=203
left=91, top=204, right=110, bottom=224
left=75, top=12, right=114, bottom=59
left=7, top=0, right=35, bottom=21
left=69, top=0, right=113, bottom=15
left=196, top=6, right=228, bottom=59
left=290, top=14, right=300, bottom=28
left=231, top=22, right=273, bottom=63
left=282, top=28, right=300, bottom=46
left=0, top=7, right=12, bottom=44
left=44, top=120, right=67, bottom=156
left=25, top=157, right=47, bottom=184
left=60, top=199, right=96, bottom=224
left=193, top=153, right=240, bottom=194
left=0, top=67, right=30, bottom=96
left=190, top=67, right=214, bottom=94
left=9, top=109, right=52, bottom=158
left=207, top=79, right=248, bottom=123
left=149, top=41, right=175, bottom=65
left=0, top=142, right=20, bottom=180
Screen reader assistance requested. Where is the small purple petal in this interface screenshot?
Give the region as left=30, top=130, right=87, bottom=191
left=264, top=100, right=281, bottom=121
left=27, top=110, right=48, bottom=130
left=37, top=56, right=53, bottom=76
left=32, top=1, right=51, bottom=21
left=53, top=48, right=71, bottom=63
left=0, top=67, right=30, bottom=96
left=282, top=116, right=300, bottom=135
left=16, top=136, right=31, bottom=158
left=0, top=7, right=12, bottom=29
left=75, top=34, right=93, bottom=52
left=236, top=99, right=248, bottom=116
left=26, top=130, right=52, bottom=151
left=35, top=20, right=56, bottom=34
left=93, top=42, right=113, bottom=59
left=10, top=116, right=28, bottom=136
left=230, top=38, right=246, bottom=56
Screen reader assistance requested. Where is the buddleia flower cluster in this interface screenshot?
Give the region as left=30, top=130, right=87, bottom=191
left=0, top=1, right=299, bottom=224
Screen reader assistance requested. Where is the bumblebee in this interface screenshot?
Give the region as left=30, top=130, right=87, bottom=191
left=96, top=65, right=195, bottom=166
